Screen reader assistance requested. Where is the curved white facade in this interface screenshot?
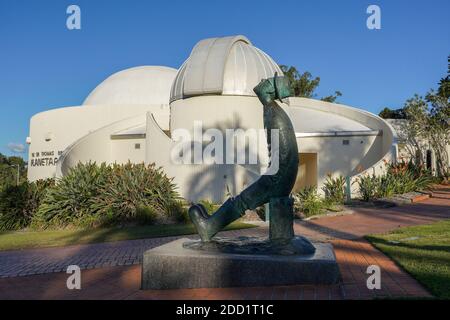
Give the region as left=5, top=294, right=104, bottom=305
left=27, top=35, right=397, bottom=202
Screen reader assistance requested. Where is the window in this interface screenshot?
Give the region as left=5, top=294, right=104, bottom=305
left=343, top=140, right=350, bottom=145
left=135, top=143, right=141, bottom=150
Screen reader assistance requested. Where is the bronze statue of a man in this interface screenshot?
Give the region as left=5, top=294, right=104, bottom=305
left=188, top=74, right=314, bottom=254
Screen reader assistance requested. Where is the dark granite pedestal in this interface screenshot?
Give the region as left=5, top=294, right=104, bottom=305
left=141, top=238, right=340, bottom=290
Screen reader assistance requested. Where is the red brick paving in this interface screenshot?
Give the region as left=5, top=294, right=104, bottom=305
left=0, top=237, right=434, bottom=300
left=0, top=229, right=267, bottom=278
left=0, top=185, right=448, bottom=300
left=294, top=189, right=450, bottom=241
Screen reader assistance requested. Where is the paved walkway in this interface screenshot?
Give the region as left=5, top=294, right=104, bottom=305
left=0, top=185, right=448, bottom=299
left=0, top=229, right=267, bottom=278
left=0, top=238, right=433, bottom=300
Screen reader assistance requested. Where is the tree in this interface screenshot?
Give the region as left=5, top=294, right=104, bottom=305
left=381, top=56, right=449, bottom=179
left=437, top=55, right=450, bottom=99
left=279, top=65, right=342, bottom=102
left=378, top=107, right=406, bottom=119
left=425, top=90, right=450, bottom=177
left=399, top=91, right=449, bottom=178
left=321, top=91, right=342, bottom=103
left=400, top=95, right=430, bottom=166
left=0, top=153, right=27, bottom=190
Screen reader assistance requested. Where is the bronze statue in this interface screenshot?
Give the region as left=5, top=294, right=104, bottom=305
left=187, top=74, right=315, bottom=255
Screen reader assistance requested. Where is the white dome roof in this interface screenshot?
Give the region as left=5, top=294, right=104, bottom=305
left=170, top=35, right=283, bottom=102
left=84, top=66, right=177, bottom=106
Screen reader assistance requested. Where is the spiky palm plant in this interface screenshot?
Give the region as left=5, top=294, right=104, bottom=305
left=32, top=162, right=184, bottom=228
left=293, top=186, right=324, bottom=217
left=322, top=174, right=346, bottom=205
left=32, top=162, right=111, bottom=228
left=93, top=162, right=181, bottom=224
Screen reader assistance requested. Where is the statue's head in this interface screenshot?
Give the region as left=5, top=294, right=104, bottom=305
left=253, top=73, right=292, bottom=105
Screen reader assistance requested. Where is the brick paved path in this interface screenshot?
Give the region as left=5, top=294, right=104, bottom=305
left=0, top=228, right=267, bottom=278
left=0, top=238, right=432, bottom=300
left=0, top=186, right=448, bottom=299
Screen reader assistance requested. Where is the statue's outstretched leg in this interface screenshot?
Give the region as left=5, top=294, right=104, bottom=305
left=189, top=197, right=247, bottom=242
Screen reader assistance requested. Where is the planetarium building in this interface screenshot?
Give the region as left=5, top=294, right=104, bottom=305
left=27, top=35, right=397, bottom=202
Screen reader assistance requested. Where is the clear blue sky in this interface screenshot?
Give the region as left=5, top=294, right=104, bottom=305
left=0, top=0, right=449, bottom=157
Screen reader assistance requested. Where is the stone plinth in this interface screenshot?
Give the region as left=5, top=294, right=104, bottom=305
left=141, top=238, right=340, bottom=290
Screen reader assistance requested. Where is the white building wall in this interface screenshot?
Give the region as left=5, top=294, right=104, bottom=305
left=146, top=95, right=393, bottom=202
left=298, top=135, right=382, bottom=191
left=56, top=115, right=148, bottom=177
left=146, top=101, right=261, bottom=203
left=111, top=138, right=146, bottom=164
left=28, top=104, right=169, bottom=181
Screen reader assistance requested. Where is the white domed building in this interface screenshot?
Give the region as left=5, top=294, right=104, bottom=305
left=27, top=35, right=397, bottom=201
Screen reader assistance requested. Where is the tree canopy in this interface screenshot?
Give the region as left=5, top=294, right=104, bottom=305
left=393, top=56, right=449, bottom=179
left=379, top=107, right=406, bottom=119
left=0, top=153, right=27, bottom=189
left=279, top=65, right=342, bottom=103
left=437, top=55, right=450, bottom=99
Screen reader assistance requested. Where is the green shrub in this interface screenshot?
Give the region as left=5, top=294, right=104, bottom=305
left=0, top=179, right=54, bottom=231
left=198, top=199, right=217, bottom=215
left=387, top=160, right=434, bottom=193
left=414, top=174, right=435, bottom=190
left=92, top=162, right=180, bottom=225
left=377, top=173, right=396, bottom=198
left=357, top=174, right=380, bottom=201
left=32, top=162, right=181, bottom=228
left=0, top=153, right=28, bottom=190
left=135, top=206, right=159, bottom=225
left=165, top=200, right=189, bottom=223
left=322, top=174, right=346, bottom=205
left=357, top=160, right=435, bottom=201
left=32, top=162, right=111, bottom=228
left=293, top=186, right=324, bottom=217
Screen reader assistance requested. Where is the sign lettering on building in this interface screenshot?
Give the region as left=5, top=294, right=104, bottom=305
left=30, top=150, right=63, bottom=167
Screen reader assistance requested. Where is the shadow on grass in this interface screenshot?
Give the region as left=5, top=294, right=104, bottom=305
left=367, top=236, right=450, bottom=299
left=0, top=222, right=257, bottom=251
left=367, top=236, right=450, bottom=254
left=46, top=222, right=257, bottom=248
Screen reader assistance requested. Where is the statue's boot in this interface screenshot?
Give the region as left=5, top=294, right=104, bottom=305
left=196, top=203, right=210, bottom=218
left=188, top=198, right=245, bottom=242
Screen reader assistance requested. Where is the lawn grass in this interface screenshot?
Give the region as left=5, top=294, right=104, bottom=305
left=0, top=221, right=256, bottom=251
left=366, top=219, right=450, bottom=299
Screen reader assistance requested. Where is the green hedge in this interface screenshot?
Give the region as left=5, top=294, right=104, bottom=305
left=0, top=179, right=54, bottom=230
left=357, top=160, right=435, bottom=201
left=0, top=162, right=186, bottom=231
left=32, top=162, right=185, bottom=229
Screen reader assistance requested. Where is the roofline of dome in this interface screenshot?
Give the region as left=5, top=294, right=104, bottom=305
left=83, top=65, right=177, bottom=106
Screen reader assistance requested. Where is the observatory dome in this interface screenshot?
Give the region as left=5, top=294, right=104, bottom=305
left=170, top=35, right=283, bottom=103
left=84, top=66, right=177, bottom=106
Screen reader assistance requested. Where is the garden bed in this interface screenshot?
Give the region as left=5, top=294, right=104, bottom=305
left=346, top=191, right=431, bottom=209
left=301, top=208, right=354, bottom=221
